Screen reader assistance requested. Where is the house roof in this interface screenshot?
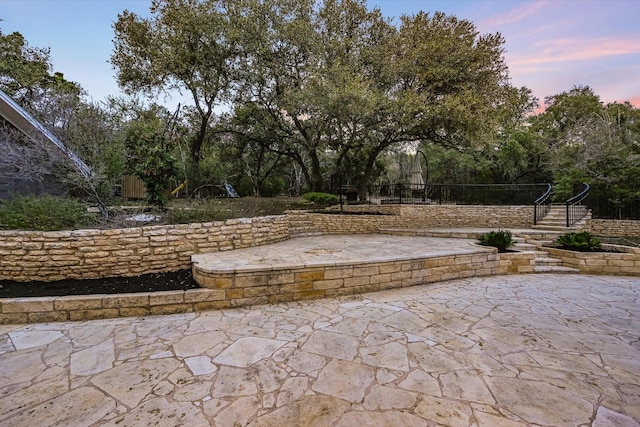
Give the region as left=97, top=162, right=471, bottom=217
left=0, top=88, right=92, bottom=180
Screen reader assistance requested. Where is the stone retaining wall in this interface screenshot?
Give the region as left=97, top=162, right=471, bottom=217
left=587, top=219, right=640, bottom=237
left=497, top=252, right=537, bottom=274
left=4, top=206, right=638, bottom=284
left=289, top=205, right=534, bottom=237
left=546, top=245, right=640, bottom=276
left=0, top=216, right=289, bottom=282
left=2, top=249, right=502, bottom=324
left=0, top=205, right=539, bottom=282
left=400, top=205, right=534, bottom=229
left=193, top=251, right=499, bottom=304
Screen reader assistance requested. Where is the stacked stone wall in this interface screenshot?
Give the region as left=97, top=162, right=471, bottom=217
left=288, top=205, right=533, bottom=237
left=0, top=216, right=289, bottom=282
left=399, top=205, right=533, bottom=228
left=586, top=219, right=640, bottom=237
left=193, top=251, right=500, bottom=305
left=0, top=205, right=536, bottom=282
left=0, top=248, right=570, bottom=324
left=546, top=246, right=640, bottom=276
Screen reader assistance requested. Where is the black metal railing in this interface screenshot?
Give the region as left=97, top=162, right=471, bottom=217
left=365, top=183, right=551, bottom=206
left=584, top=183, right=640, bottom=220
left=566, top=183, right=590, bottom=227
left=590, top=198, right=640, bottom=220
left=533, top=183, right=553, bottom=225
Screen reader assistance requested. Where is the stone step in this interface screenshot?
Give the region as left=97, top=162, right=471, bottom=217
left=539, top=212, right=568, bottom=217
left=513, top=243, right=537, bottom=251
left=539, top=221, right=567, bottom=226
left=534, top=265, right=580, bottom=274
left=532, top=225, right=578, bottom=231
left=513, top=242, right=538, bottom=251
left=535, top=257, right=563, bottom=266
left=537, top=219, right=568, bottom=225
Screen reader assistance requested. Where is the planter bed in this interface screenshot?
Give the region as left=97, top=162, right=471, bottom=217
left=544, top=244, right=640, bottom=276
left=0, top=270, right=199, bottom=298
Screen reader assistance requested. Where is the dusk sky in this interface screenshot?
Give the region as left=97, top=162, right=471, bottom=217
left=1, top=0, right=639, bottom=110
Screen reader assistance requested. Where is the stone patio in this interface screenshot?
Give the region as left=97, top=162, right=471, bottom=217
left=1, top=273, right=638, bottom=426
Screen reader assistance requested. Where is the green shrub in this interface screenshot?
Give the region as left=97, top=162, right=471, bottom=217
left=166, top=206, right=212, bottom=224
left=166, top=197, right=308, bottom=224
left=302, top=192, right=339, bottom=206
left=556, top=231, right=601, bottom=251
left=478, top=230, right=513, bottom=253
left=0, top=195, right=91, bottom=231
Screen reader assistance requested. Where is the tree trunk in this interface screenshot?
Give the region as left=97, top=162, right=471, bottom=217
left=308, top=150, right=324, bottom=192
left=190, top=111, right=212, bottom=164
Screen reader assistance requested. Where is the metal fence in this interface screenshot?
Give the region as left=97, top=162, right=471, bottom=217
left=588, top=197, right=640, bottom=220
left=360, top=183, right=551, bottom=206
left=581, top=183, right=640, bottom=220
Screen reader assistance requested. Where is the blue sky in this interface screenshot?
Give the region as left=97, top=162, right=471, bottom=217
left=2, top=0, right=639, bottom=110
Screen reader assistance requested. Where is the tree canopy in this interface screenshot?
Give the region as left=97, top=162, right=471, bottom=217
left=112, top=0, right=516, bottom=191
left=4, top=2, right=640, bottom=218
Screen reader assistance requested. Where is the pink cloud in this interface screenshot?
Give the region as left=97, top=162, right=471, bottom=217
left=622, top=96, right=640, bottom=107
left=510, top=36, right=640, bottom=66
left=479, top=0, right=550, bottom=28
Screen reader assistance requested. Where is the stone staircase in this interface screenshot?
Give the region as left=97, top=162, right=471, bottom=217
left=512, top=236, right=580, bottom=274
left=533, top=205, right=590, bottom=231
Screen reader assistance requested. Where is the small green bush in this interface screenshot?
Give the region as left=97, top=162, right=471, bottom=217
left=478, top=230, right=513, bottom=253
left=302, top=192, right=339, bottom=206
left=0, top=195, right=91, bottom=231
left=556, top=231, right=601, bottom=251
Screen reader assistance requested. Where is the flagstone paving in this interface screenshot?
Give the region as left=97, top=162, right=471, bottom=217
left=0, top=273, right=638, bottom=426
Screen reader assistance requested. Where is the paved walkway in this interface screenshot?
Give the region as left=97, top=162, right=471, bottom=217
left=1, top=274, right=639, bottom=426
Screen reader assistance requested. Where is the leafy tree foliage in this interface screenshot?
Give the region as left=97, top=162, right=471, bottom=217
left=112, top=0, right=514, bottom=192
left=0, top=29, right=82, bottom=122
left=226, top=0, right=513, bottom=191
left=6, top=3, right=640, bottom=218
left=1, top=29, right=54, bottom=99
left=532, top=86, right=640, bottom=208
left=112, top=0, right=240, bottom=164
left=123, top=106, right=179, bottom=207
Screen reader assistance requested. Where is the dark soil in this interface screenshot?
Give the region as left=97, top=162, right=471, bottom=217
left=0, top=269, right=200, bottom=298
left=544, top=245, right=620, bottom=253
left=311, top=210, right=393, bottom=216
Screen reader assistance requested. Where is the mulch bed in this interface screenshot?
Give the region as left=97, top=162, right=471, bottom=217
left=0, top=269, right=200, bottom=298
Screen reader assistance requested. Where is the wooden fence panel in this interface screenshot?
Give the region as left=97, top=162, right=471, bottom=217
left=121, top=175, right=147, bottom=199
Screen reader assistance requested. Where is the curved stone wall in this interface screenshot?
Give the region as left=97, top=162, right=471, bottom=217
left=0, top=216, right=289, bottom=282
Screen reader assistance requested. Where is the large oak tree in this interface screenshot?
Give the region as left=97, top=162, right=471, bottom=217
left=229, top=1, right=512, bottom=190
left=112, top=0, right=516, bottom=191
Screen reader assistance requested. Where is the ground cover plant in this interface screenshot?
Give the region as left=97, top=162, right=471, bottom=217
left=0, top=195, right=309, bottom=231
left=0, top=195, right=93, bottom=231
left=555, top=231, right=602, bottom=251
left=478, top=230, right=513, bottom=253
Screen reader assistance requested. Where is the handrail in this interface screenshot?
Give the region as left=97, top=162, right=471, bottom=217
left=566, top=183, right=590, bottom=227
left=533, top=183, right=553, bottom=225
